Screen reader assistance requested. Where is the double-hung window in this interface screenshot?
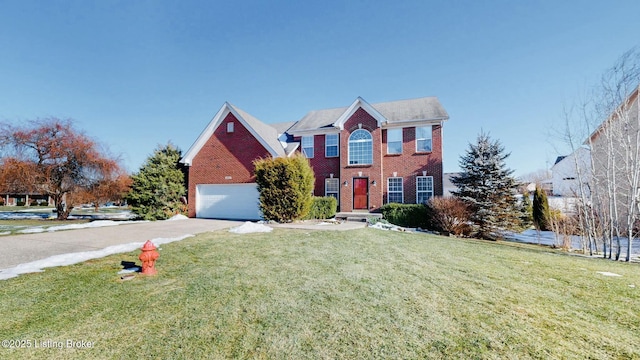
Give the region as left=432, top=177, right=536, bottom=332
left=387, top=128, right=402, bottom=154
left=416, top=176, right=433, bottom=204
left=302, top=136, right=314, bottom=158
left=325, top=178, right=339, bottom=204
left=325, top=134, right=339, bottom=157
left=416, top=126, right=432, bottom=152
left=387, top=177, right=403, bottom=204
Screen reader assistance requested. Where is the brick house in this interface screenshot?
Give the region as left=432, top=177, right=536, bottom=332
left=180, top=96, right=449, bottom=220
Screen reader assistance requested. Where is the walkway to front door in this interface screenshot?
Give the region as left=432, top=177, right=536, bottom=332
left=353, top=178, right=368, bottom=210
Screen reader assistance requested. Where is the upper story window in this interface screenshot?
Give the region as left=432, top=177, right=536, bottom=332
left=325, top=134, right=339, bottom=157
left=416, top=126, right=432, bottom=152
left=226, top=122, right=234, bottom=133
left=348, top=129, right=372, bottom=165
left=387, top=128, right=403, bottom=154
left=416, top=176, right=433, bottom=204
left=302, top=136, right=314, bottom=158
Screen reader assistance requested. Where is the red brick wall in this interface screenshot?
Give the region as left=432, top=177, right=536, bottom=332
left=186, top=112, right=271, bottom=217
left=186, top=106, right=444, bottom=216
left=294, top=134, right=341, bottom=197
left=339, top=108, right=384, bottom=212
left=381, top=124, right=443, bottom=204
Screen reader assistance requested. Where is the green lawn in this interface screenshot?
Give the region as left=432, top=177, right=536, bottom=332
left=1, top=228, right=639, bottom=359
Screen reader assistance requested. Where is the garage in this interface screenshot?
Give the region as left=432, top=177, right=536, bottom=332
left=195, top=184, right=262, bottom=220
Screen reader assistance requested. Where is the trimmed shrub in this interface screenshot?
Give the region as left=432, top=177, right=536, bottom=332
left=30, top=201, right=39, bottom=206
left=380, top=203, right=428, bottom=228
left=254, top=154, right=315, bottom=222
left=425, top=197, right=472, bottom=236
left=305, top=196, right=338, bottom=220
left=16, top=201, right=26, bottom=206
left=533, top=186, right=551, bottom=231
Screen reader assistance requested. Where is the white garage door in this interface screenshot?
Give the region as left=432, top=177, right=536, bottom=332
left=196, top=183, right=261, bottom=220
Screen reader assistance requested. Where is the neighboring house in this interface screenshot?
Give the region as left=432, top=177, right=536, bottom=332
left=0, top=193, right=53, bottom=206
left=180, top=96, right=449, bottom=220
left=586, top=85, right=640, bottom=229
left=550, top=147, right=591, bottom=197
left=442, top=172, right=460, bottom=197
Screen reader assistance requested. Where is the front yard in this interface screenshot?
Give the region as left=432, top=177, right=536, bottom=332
left=1, top=228, right=639, bottom=359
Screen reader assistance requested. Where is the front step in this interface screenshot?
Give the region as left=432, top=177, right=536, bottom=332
left=335, top=212, right=383, bottom=222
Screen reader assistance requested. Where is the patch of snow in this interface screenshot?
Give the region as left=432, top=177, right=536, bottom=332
left=17, top=220, right=139, bottom=234
left=0, top=231, right=10, bottom=236
left=168, top=214, right=188, bottom=221
left=0, top=212, right=48, bottom=220
left=596, top=271, right=622, bottom=277
left=369, top=222, right=391, bottom=231
left=317, top=222, right=333, bottom=226
left=368, top=222, right=411, bottom=232
left=0, top=235, right=193, bottom=281
left=229, top=222, right=273, bottom=234
left=629, top=284, right=636, bottom=288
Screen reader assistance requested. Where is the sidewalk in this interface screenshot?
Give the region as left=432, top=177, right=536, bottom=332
left=0, top=218, right=241, bottom=269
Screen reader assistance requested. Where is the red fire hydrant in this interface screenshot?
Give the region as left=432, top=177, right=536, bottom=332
left=139, top=240, right=159, bottom=275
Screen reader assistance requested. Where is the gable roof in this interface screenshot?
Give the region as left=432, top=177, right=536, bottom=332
left=288, top=96, right=449, bottom=134
left=586, top=86, right=639, bottom=144
left=554, top=156, right=567, bottom=165
left=180, top=102, right=286, bottom=166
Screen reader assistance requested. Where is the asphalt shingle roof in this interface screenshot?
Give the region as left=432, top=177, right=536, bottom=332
left=231, top=104, right=287, bottom=157
left=288, top=96, right=448, bottom=133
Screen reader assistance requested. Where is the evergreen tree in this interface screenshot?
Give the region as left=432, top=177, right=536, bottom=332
left=519, top=191, right=533, bottom=228
left=532, top=186, right=551, bottom=231
left=451, top=132, right=519, bottom=240
left=126, top=144, right=186, bottom=220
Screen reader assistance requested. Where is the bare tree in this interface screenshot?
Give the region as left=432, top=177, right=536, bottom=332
left=0, top=118, right=126, bottom=219
left=559, top=48, right=640, bottom=261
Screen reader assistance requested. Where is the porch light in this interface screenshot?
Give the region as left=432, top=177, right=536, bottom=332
left=343, top=181, right=348, bottom=187
left=372, top=180, right=377, bottom=186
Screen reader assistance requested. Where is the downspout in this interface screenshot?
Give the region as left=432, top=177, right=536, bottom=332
left=440, top=121, right=444, bottom=196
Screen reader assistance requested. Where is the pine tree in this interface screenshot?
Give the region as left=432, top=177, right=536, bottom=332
left=519, top=191, right=533, bottom=228
left=532, top=186, right=551, bottom=231
left=451, top=132, right=519, bottom=240
left=126, top=144, right=186, bottom=220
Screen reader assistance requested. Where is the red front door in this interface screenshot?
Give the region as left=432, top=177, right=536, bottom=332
left=353, top=178, right=368, bottom=210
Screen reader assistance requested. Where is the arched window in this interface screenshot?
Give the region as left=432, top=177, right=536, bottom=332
left=348, top=129, right=373, bottom=165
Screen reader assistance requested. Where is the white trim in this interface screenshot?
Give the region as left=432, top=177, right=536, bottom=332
left=387, top=177, right=404, bottom=204
left=325, top=133, right=339, bottom=157
left=348, top=129, right=373, bottom=165
left=415, top=125, right=433, bottom=153
left=289, top=128, right=341, bottom=137
left=381, top=118, right=447, bottom=129
left=416, top=176, right=434, bottom=204
left=286, top=142, right=300, bottom=157
left=386, top=128, right=403, bottom=155
left=333, top=97, right=386, bottom=130
left=180, top=102, right=280, bottom=166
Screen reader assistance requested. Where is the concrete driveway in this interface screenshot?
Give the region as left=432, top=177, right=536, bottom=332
left=0, top=218, right=241, bottom=269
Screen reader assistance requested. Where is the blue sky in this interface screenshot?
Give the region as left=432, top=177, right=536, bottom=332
left=1, top=0, right=638, bottom=177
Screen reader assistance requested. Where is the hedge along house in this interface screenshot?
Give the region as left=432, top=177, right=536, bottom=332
left=180, top=96, right=449, bottom=220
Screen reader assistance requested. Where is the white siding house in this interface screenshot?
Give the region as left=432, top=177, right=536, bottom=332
left=551, top=147, right=591, bottom=197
